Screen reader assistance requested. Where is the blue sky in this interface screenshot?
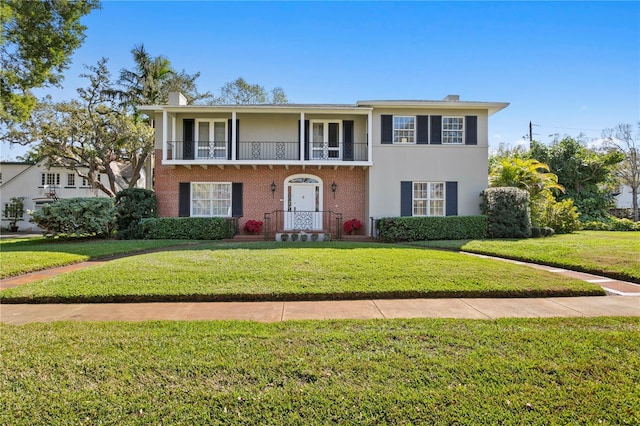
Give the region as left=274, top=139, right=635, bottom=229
left=2, top=0, right=639, bottom=160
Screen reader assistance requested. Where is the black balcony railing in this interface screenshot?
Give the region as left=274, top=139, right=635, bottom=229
left=166, top=141, right=368, bottom=162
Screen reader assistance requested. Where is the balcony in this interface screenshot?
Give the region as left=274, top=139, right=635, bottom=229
left=165, top=140, right=370, bottom=163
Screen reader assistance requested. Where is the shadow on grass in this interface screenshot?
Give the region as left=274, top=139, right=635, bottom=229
left=0, top=287, right=607, bottom=304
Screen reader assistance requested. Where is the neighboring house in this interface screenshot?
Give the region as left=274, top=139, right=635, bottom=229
left=0, top=161, right=146, bottom=232
left=139, top=93, right=508, bottom=236
left=614, top=184, right=638, bottom=209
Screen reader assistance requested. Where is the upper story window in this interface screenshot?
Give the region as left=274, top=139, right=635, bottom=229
left=393, top=116, right=415, bottom=143
left=196, top=120, right=227, bottom=159
left=67, top=173, right=75, bottom=187
left=413, top=182, right=445, bottom=216
left=442, top=117, right=464, bottom=144
left=191, top=182, right=232, bottom=217
left=41, top=173, right=60, bottom=187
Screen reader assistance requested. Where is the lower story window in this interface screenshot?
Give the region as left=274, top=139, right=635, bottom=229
left=413, top=182, right=445, bottom=216
left=191, top=182, right=231, bottom=216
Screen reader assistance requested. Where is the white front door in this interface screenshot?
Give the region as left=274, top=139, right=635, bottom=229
left=284, top=175, right=323, bottom=230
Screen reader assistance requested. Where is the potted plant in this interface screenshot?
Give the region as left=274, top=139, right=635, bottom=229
left=243, top=219, right=263, bottom=234
left=3, top=197, right=25, bottom=232
left=343, top=218, right=363, bottom=235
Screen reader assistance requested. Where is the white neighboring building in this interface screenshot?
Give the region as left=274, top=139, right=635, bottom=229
left=614, top=184, right=638, bottom=209
left=0, top=161, right=146, bottom=232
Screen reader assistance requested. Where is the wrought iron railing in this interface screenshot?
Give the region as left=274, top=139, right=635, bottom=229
left=263, top=210, right=343, bottom=240
left=166, top=141, right=369, bottom=161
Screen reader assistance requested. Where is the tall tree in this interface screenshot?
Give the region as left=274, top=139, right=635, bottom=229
left=1, top=0, right=100, bottom=124
left=531, top=137, right=623, bottom=221
left=602, top=122, right=640, bottom=221
left=110, top=44, right=212, bottom=110
left=7, top=59, right=153, bottom=197
left=214, top=77, right=288, bottom=104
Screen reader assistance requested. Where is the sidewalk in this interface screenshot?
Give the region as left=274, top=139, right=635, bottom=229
left=2, top=296, right=639, bottom=325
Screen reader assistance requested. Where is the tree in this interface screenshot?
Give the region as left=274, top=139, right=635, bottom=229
left=1, top=0, right=100, bottom=124
left=531, top=137, right=623, bottom=221
left=602, top=122, right=640, bottom=221
left=7, top=59, right=154, bottom=197
left=214, top=77, right=288, bottom=104
left=110, top=44, right=213, bottom=110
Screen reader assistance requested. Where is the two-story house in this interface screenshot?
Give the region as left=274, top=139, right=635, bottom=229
left=140, top=93, right=508, bottom=237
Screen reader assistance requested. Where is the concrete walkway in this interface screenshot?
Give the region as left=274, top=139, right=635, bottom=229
left=1, top=248, right=639, bottom=325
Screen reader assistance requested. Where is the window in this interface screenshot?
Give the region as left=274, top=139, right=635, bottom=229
left=67, top=173, right=75, bottom=187
left=413, top=182, right=445, bottom=216
left=81, top=177, right=90, bottom=187
left=442, top=117, right=464, bottom=144
left=196, top=120, right=227, bottom=159
left=311, top=121, right=341, bottom=159
left=41, top=173, right=60, bottom=186
left=393, top=116, right=415, bottom=143
left=191, top=183, right=232, bottom=217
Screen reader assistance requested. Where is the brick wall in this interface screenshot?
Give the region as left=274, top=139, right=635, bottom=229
left=153, top=150, right=367, bottom=232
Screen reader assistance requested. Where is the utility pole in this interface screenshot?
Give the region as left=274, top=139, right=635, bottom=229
left=529, top=121, right=533, bottom=146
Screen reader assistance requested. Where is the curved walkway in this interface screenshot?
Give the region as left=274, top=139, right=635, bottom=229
left=1, top=249, right=638, bottom=325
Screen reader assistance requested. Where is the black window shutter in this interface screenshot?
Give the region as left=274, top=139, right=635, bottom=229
left=178, top=182, right=191, bottom=217
left=227, top=119, right=233, bottom=160
left=231, top=182, right=243, bottom=217
left=183, top=119, right=194, bottom=160
left=381, top=115, right=393, bottom=144
left=465, top=116, right=478, bottom=145
left=445, top=181, right=458, bottom=216
left=298, top=120, right=310, bottom=160
left=430, top=116, right=442, bottom=144
left=235, top=119, right=240, bottom=159
left=401, top=181, right=413, bottom=217
left=343, top=120, right=354, bottom=161
left=416, top=115, right=429, bottom=144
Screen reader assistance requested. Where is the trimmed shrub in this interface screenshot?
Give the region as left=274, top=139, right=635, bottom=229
left=377, top=216, right=488, bottom=242
left=582, top=217, right=640, bottom=231
left=531, top=227, right=542, bottom=238
left=30, top=197, right=116, bottom=238
left=114, top=188, right=157, bottom=239
left=141, top=217, right=234, bottom=240
left=481, top=187, right=531, bottom=238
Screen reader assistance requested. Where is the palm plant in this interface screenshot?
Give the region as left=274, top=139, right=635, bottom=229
left=489, top=158, right=564, bottom=200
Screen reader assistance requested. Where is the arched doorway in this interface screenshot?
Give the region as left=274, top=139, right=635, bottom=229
left=284, top=174, right=323, bottom=230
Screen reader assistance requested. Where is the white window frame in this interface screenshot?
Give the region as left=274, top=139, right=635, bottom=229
left=310, top=120, right=342, bottom=160
left=195, top=119, right=227, bottom=160
left=442, top=116, right=464, bottom=144
left=413, top=182, right=445, bottom=217
left=67, top=173, right=75, bottom=187
left=190, top=182, right=232, bottom=217
left=41, top=173, right=60, bottom=187
left=393, top=116, right=416, bottom=144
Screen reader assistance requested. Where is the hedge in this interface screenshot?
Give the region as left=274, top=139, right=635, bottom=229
left=141, top=217, right=235, bottom=240
left=481, top=187, right=531, bottom=238
left=377, top=216, right=488, bottom=242
left=115, top=188, right=157, bottom=239
left=29, top=197, right=115, bottom=238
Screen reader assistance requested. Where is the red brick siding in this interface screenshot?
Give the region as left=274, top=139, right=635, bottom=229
left=153, top=150, right=367, bottom=232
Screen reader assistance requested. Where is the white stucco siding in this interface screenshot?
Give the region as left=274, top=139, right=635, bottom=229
left=368, top=108, right=490, bottom=218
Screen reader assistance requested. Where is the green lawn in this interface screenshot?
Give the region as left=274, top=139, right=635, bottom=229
left=1, top=318, right=638, bottom=425
left=411, top=231, right=640, bottom=283
left=0, top=238, right=201, bottom=278
left=0, top=242, right=604, bottom=303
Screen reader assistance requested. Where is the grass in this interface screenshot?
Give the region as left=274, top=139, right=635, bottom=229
left=0, top=242, right=604, bottom=303
left=410, top=231, right=640, bottom=283
left=1, top=317, right=638, bottom=425
left=0, top=237, right=202, bottom=278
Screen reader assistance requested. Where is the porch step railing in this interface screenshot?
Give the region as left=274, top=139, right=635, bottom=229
left=263, top=210, right=343, bottom=240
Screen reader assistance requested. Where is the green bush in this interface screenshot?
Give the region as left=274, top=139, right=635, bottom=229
left=542, top=198, right=580, bottom=234
left=582, top=217, right=640, bottom=231
left=141, top=217, right=234, bottom=240
left=377, top=216, right=488, bottom=242
left=30, top=198, right=115, bottom=238
left=114, top=188, right=157, bottom=239
left=480, top=187, right=531, bottom=238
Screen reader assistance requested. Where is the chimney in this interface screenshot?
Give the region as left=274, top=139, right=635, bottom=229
left=168, top=92, right=188, bottom=106
left=443, top=94, right=460, bottom=101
